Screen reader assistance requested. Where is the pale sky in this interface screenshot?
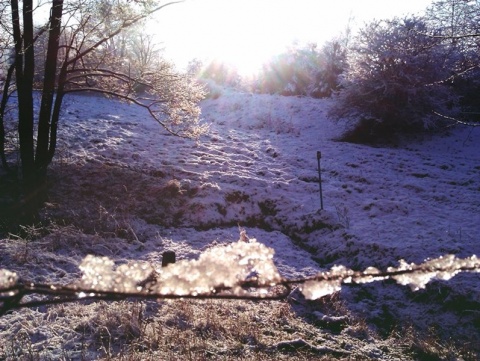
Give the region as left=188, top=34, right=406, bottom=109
left=151, top=0, right=433, bottom=74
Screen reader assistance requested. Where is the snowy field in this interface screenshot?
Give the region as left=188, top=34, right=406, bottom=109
left=1, top=89, right=479, bottom=358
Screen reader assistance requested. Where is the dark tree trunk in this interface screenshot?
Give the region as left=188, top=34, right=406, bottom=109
left=11, top=0, right=35, bottom=183
left=10, top=0, right=43, bottom=220
left=48, top=89, right=65, bottom=164
left=0, top=63, right=15, bottom=171
left=48, top=48, right=69, bottom=164
left=36, top=0, right=64, bottom=176
left=11, top=0, right=36, bottom=192
left=19, top=0, right=36, bottom=186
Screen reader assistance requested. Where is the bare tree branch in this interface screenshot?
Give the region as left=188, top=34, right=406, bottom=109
left=433, top=111, right=480, bottom=127
left=65, top=1, right=182, bottom=66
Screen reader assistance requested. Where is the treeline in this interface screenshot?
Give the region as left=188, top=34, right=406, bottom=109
left=194, top=0, right=480, bottom=141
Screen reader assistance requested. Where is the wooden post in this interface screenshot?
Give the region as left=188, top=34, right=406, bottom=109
left=317, top=151, right=324, bottom=210
left=162, top=251, right=176, bottom=267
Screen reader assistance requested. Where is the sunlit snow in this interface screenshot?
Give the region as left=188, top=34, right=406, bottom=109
left=0, top=87, right=479, bottom=358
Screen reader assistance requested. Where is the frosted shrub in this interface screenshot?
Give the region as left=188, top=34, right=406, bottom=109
left=329, top=17, right=457, bottom=140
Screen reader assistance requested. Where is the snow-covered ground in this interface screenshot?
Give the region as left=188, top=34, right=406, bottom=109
left=1, top=89, right=479, bottom=358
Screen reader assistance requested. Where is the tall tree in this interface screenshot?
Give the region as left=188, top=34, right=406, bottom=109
left=0, top=0, right=205, bottom=217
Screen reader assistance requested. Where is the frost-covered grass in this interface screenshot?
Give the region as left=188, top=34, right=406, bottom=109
left=0, top=292, right=464, bottom=360
left=1, top=90, right=479, bottom=359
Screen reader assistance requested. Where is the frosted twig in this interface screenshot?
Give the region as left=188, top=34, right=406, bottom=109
left=1, top=240, right=479, bottom=315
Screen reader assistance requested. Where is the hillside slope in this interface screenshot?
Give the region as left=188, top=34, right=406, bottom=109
left=1, top=90, right=479, bottom=359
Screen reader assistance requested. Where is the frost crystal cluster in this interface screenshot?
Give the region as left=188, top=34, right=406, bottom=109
left=1, top=242, right=479, bottom=302
left=0, top=269, right=17, bottom=289
left=389, top=254, right=480, bottom=291
left=151, top=239, right=281, bottom=296
left=301, top=265, right=350, bottom=300
left=75, top=239, right=281, bottom=296
left=78, top=255, right=154, bottom=292
left=301, top=254, right=480, bottom=300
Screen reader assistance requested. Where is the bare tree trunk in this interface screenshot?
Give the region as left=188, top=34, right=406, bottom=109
left=10, top=0, right=41, bottom=220
left=0, top=63, right=14, bottom=171
left=36, top=0, right=64, bottom=175
left=11, top=0, right=35, bottom=185
left=21, top=0, right=35, bottom=183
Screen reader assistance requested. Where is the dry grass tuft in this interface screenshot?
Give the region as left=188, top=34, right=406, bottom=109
left=393, top=325, right=480, bottom=361
left=95, top=299, right=355, bottom=360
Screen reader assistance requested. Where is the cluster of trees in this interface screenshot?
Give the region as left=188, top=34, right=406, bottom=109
left=330, top=0, right=480, bottom=141
left=197, top=0, right=479, bottom=141
left=0, top=0, right=205, bottom=217
left=252, top=40, right=347, bottom=98
left=191, top=40, right=348, bottom=99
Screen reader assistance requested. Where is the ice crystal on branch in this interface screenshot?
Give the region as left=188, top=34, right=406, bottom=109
left=301, top=279, right=342, bottom=300
left=75, top=239, right=281, bottom=297
left=301, top=254, right=480, bottom=300
left=389, top=255, right=480, bottom=291
left=300, top=265, right=350, bottom=300
left=1, top=242, right=479, bottom=309
left=354, top=267, right=385, bottom=284
left=78, top=255, right=154, bottom=292
left=0, top=270, right=17, bottom=289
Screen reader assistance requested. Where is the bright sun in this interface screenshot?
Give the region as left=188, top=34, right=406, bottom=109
left=151, top=0, right=432, bottom=76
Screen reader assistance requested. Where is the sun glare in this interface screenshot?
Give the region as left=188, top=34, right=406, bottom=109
left=152, top=0, right=433, bottom=76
